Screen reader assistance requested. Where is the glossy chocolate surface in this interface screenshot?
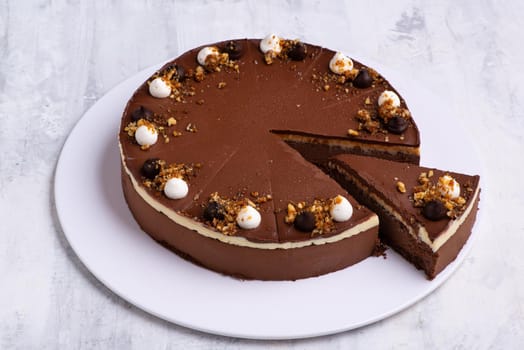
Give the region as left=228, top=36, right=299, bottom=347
left=119, top=39, right=419, bottom=244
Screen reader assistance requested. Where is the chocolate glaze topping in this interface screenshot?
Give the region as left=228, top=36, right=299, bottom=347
left=119, top=39, right=420, bottom=244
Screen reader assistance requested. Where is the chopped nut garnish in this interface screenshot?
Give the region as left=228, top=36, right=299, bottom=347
left=284, top=198, right=338, bottom=236
left=194, top=66, right=205, bottom=82
left=146, top=64, right=197, bottom=104
left=167, top=117, right=177, bottom=126
left=354, top=105, right=395, bottom=136
left=356, top=109, right=371, bottom=122
left=412, top=171, right=471, bottom=219
left=285, top=203, right=297, bottom=223
left=364, top=120, right=380, bottom=133
left=185, top=123, right=197, bottom=133
left=218, top=82, right=227, bottom=89
left=418, top=172, right=430, bottom=185
left=414, top=192, right=425, bottom=201
left=264, top=51, right=275, bottom=65
left=348, top=129, right=360, bottom=136
left=124, top=121, right=138, bottom=137
left=254, top=194, right=272, bottom=204
left=378, top=99, right=411, bottom=123
left=396, top=181, right=406, bottom=193
left=142, top=160, right=200, bottom=192
left=365, top=97, right=372, bottom=105
left=377, top=99, right=397, bottom=122
left=345, top=68, right=359, bottom=80
left=204, top=55, right=219, bottom=71
left=202, top=192, right=271, bottom=235
left=323, top=84, right=330, bottom=91
left=173, top=130, right=182, bottom=137
left=138, top=119, right=154, bottom=130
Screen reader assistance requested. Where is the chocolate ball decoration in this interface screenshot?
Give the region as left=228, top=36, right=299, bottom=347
left=287, top=42, right=307, bottom=61
left=203, top=201, right=226, bottom=221
left=422, top=200, right=448, bottom=221
left=353, top=69, right=373, bottom=88
left=223, top=40, right=244, bottom=60
left=386, top=116, right=409, bottom=134
left=141, top=158, right=161, bottom=180
left=294, top=211, right=316, bottom=232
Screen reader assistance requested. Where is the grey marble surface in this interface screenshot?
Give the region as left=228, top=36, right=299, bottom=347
left=1, top=0, right=523, bottom=348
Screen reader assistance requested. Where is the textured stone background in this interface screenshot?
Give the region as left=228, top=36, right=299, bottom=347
left=1, top=0, right=523, bottom=348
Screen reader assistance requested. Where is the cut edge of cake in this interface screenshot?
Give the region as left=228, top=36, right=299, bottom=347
left=327, top=153, right=480, bottom=279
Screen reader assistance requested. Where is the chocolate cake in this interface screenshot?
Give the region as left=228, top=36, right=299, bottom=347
left=327, top=154, right=480, bottom=279
left=119, top=35, right=429, bottom=280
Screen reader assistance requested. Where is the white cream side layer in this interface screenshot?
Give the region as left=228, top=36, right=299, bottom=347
left=119, top=143, right=378, bottom=250
left=331, top=163, right=479, bottom=252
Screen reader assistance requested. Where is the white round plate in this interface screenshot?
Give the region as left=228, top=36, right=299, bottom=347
left=55, top=61, right=483, bottom=340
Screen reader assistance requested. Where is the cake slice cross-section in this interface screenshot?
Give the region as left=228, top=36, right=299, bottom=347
left=327, top=154, right=480, bottom=279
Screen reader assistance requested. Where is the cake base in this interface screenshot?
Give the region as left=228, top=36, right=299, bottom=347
left=122, top=167, right=379, bottom=281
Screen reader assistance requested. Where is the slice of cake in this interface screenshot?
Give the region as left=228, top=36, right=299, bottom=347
left=327, top=154, right=480, bottom=279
